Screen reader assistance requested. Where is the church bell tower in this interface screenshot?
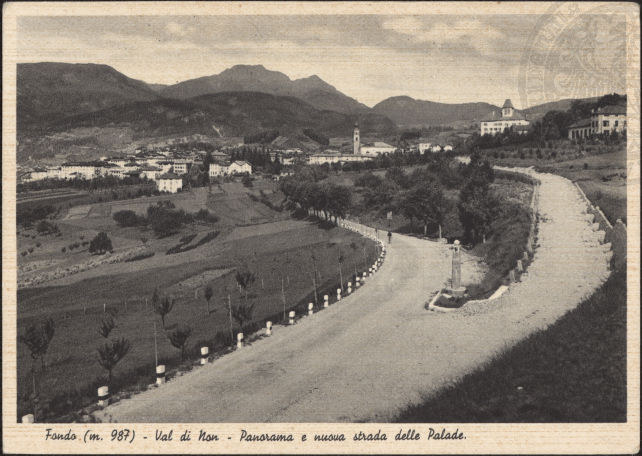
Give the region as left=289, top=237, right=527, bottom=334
left=353, top=122, right=360, bottom=155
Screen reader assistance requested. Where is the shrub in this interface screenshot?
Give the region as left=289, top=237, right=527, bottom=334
left=242, top=175, right=253, bottom=188
left=36, top=242, right=41, bottom=247
left=146, top=202, right=190, bottom=237
left=355, top=172, right=384, bottom=189
left=584, top=162, right=589, bottom=170
left=194, top=209, right=219, bottom=224
left=113, top=210, right=144, bottom=227
left=28, top=247, right=34, bottom=253
left=21, top=251, right=28, bottom=257
left=89, top=232, right=113, bottom=255
left=36, top=220, right=57, bottom=235
left=61, top=247, right=66, bottom=253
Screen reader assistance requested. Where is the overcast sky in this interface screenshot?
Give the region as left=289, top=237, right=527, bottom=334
left=18, top=14, right=626, bottom=108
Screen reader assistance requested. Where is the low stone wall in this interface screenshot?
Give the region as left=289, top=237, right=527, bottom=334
left=18, top=246, right=151, bottom=289
left=574, top=182, right=627, bottom=270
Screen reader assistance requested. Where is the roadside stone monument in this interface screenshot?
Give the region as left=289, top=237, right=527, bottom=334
left=447, top=240, right=466, bottom=297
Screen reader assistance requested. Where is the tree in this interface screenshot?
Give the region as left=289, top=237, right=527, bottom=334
left=204, top=285, right=214, bottom=314
left=98, top=314, right=116, bottom=338
left=235, top=267, right=256, bottom=305
left=97, top=337, right=131, bottom=384
left=20, top=317, right=55, bottom=373
left=168, top=326, right=192, bottom=360
left=457, top=179, right=498, bottom=244
left=326, top=184, right=352, bottom=223
left=385, top=166, right=410, bottom=188
left=154, top=295, right=175, bottom=329
left=231, top=300, right=255, bottom=333
left=89, top=232, right=113, bottom=255
left=403, top=181, right=449, bottom=237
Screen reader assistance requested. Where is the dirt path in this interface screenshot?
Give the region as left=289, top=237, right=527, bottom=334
left=98, top=169, right=609, bottom=422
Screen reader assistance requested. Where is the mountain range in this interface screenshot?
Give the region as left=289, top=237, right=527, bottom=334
left=16, top=62, right=604, bottom=162
left=372, top=96, right=499, bottom=127
left=158, top=64, right=371, bottom=115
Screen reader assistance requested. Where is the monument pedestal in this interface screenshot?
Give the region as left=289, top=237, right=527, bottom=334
left=446, top=286, right=466, bottom=298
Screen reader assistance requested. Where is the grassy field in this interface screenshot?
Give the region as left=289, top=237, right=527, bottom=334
left=17, top=178, right=377, bottom=421
left=395, top=266, right=626, bottom=422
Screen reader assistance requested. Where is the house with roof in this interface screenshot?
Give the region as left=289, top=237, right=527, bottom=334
left=418, top=143, right=432, bottom=154
left=139, top=165, right=162, bottom=181
left=480, top=99, right=530, bottom=136
left=308, top=151, right=373, bottom=165
left=359, top=142, right=397, bottom=156
left=229, top=161, right=252, bottom=175
left=59, top=161, right=113, bottom=180
left=567, top=118, right=592, bottom=140
left=157, top=173, right=183, bottom=193
left=568, top=104, right=627, bottom=140
left=209, top=161, right=231, bottom=177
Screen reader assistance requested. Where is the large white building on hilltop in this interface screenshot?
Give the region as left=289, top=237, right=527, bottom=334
left=480, top=99, right=530, bottom=136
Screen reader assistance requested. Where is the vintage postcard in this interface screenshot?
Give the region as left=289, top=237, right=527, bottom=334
left=2, top=1, right=639, bottom=454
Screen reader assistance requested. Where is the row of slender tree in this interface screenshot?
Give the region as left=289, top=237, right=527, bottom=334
left=279, top=178, right=352, bottom=223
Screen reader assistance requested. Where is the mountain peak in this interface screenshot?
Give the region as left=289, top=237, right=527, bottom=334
left=160, top=65, right=368, bottom=114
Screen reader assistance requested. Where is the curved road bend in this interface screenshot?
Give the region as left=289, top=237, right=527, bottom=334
left=98, top=169, right=609, bottom=422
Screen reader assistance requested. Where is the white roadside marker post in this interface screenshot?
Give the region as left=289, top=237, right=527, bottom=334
left=289, top=310, right=295, bottom=325
left=323, top=295, right=329, bottom=308
left=266, top=321, right=272, bottom=336
left=336, top=288, right=341, bottom=302
left=308, top=302, right=314, bottom=316
left=97, top=386, right=110, bottom=406
left=156, top=365, right=166, bottom=385
left=22, top=414, right=34, bottom=423
left=237, top=333, right=244, bottom=349
left=200, top=346, right=209, bottom=365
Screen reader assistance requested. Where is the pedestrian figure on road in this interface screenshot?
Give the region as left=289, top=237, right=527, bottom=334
left=387, top=231, right=392, bottom=244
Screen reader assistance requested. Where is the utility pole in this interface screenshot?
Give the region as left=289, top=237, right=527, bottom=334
left=228, top=294, right=234, bottom=346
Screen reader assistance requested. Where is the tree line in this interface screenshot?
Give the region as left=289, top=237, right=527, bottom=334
left=279, top=179, right=352, bottom=223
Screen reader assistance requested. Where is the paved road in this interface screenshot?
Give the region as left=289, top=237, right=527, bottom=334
left=98, top=169, right=609, bottom=422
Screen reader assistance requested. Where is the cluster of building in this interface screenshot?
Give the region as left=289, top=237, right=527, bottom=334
left=306, top=123, right=452, bottom=165
left=479, top=98, right=627, bottom=141
left=21, top=149, right=253, bottom=194
left=480, top=99, right=530, bottom=136
left=567, top=105, right=627, bottom=140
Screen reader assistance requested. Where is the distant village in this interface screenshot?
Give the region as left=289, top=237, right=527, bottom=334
left=18, top=122, right=456, bottom=193
left=18, top=97, right=627, bottom=195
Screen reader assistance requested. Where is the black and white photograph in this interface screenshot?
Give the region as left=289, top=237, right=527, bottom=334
left=2, top=1, right=639, bottom=454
